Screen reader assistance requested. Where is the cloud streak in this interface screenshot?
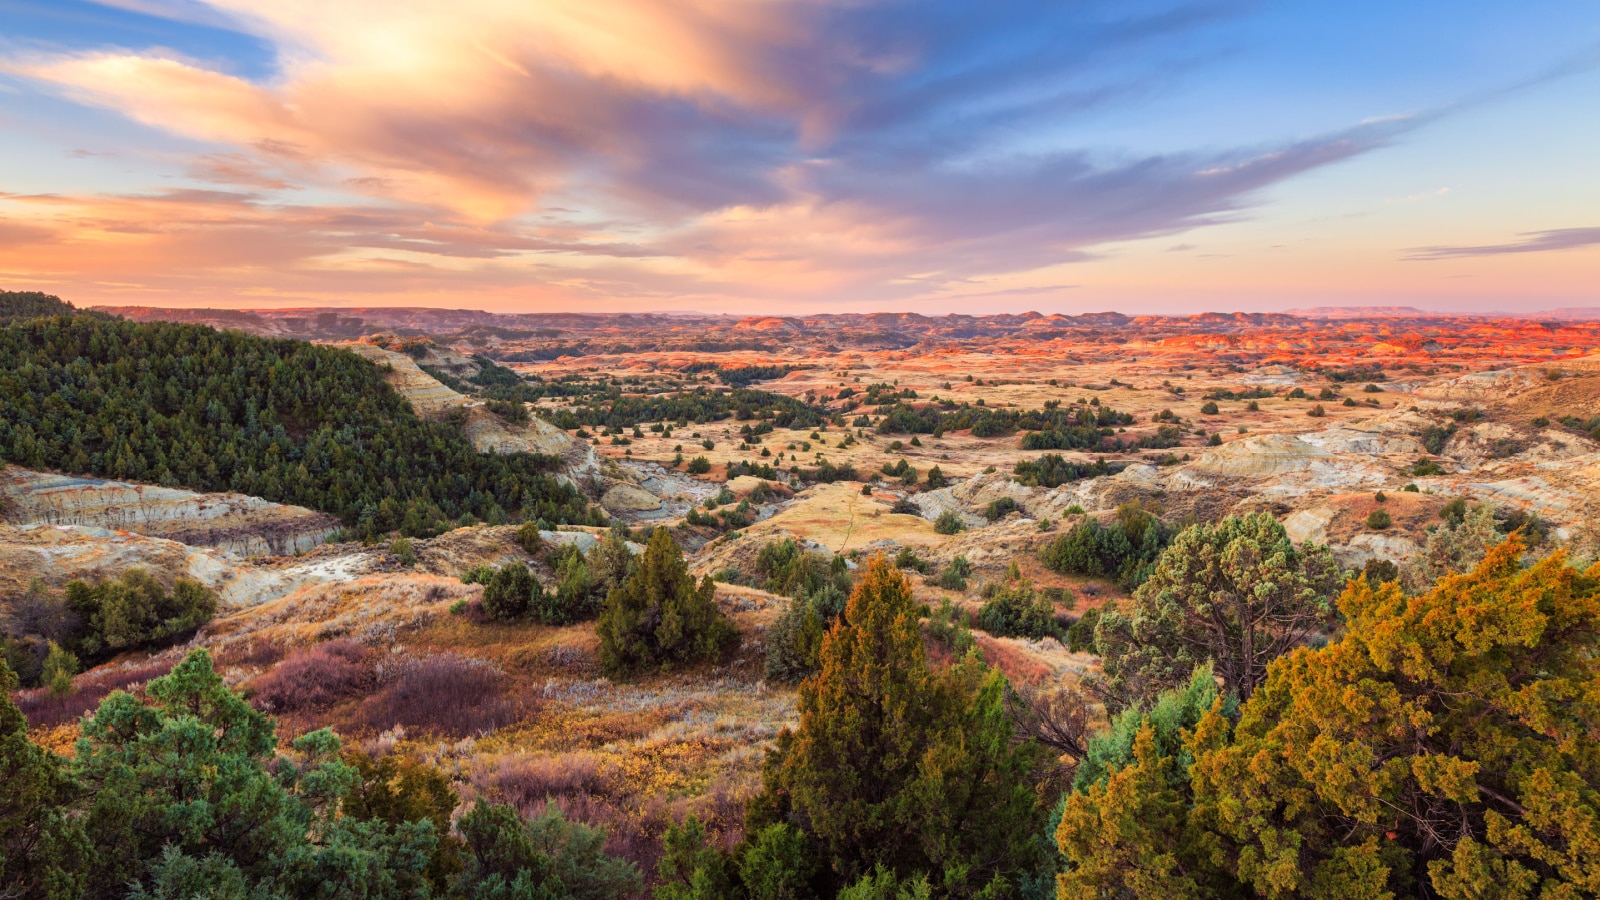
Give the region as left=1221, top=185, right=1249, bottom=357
left=1406, top=226, right=1600, bottom=260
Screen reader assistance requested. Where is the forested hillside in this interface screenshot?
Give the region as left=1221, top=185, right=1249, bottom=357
left=0, top=295, right=594, bottom=537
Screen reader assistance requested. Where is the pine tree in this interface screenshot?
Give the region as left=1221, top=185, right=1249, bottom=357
left=754, top=557, right=1043, bottom=892
left=1092, top=512, right=1342, bottom=710
left=0, top=660, right=89, bottom=900
left=596, top=528, right=736, bottom=675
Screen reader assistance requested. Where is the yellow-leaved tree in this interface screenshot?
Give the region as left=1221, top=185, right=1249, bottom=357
left=1056, top=535, right=1600, bottom=899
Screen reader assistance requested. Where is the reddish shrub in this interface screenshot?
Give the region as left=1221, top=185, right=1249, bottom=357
left=481, top=752, right=614, bottom=811
left=14, top=658, right=176, bottom=730
left=355, top=653, right=526, bottom=737
left=215, top=640, right=287, bottom=669
left=251, top=640, right=373, bottom=713
left=973, top=635, right=1052, bottom=685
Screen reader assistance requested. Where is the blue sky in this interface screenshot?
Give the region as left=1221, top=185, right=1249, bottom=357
left=0, top=0, right=1595, bottom=313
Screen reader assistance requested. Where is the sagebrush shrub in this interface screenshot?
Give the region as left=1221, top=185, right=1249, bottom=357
left=250, top=640, right=372, bottom=713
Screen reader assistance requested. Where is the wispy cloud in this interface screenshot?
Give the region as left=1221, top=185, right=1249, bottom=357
left=0, top=0, right=1448, bottom=307
left=1406, top=226, right=1600, bottom=260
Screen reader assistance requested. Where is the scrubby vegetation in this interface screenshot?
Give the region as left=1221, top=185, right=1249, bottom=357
left=0, top=649, right=637, bottom=898
left=1039, top=500, right=1176, bottom=589
left=0, top=312, right=596, bottom=538
left=2, top=571, right=216, bottom=683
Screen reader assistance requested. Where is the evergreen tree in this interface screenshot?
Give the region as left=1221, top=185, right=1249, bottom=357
left=596, top=528, right=736, bottom=675
left=1092, top=513, right=1342, bottom=710
left=0, top=659, right=88, bottom=900
left=753, top=557, right=1043, bottom=893
left=1053, top=536, right=1600, bottom=899
left=483, top=563, right=538, bottom=622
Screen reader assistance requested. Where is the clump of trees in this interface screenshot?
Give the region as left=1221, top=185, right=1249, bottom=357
left=0, top=313, right=598, bottom=538
left=976, top=563, right=1061, bottom=640
left=478, top=525, right=636, bottom=625
left=1053, top=535, right=1600, bottom=899
left=2, top=571, right=217, bottom=684
left=596, top=528, right=735, bottom=676
left=1039, top=500, right=1176, bottom=589
left=0, top=649, right=641, bottom=898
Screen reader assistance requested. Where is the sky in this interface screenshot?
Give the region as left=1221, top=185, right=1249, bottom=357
left=0, top=0, right=1596, bottom=315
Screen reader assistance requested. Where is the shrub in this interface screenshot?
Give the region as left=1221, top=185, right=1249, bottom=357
left=937, top=555, right=971, bottom=592
left=975, top=575, right=1060, bottom=640
left=1064, top=607, right=1100, bottom=654
left=1200, top=401, right=1219, bottom=415
left=1365, top=509, right=1391, bottom=530
left=925, top=595, right=975, bottom=656
left=686, top=456, right=712, bottom=475
left=356, top=653, right=522, bottom=737
left=389, top=538, right=417, bottom=566
left=893, top=547, right=929, bottom=574
left=482, top=563, right=540, bottom=622
left=251, top=640, right=372, bottom=713
left=924, top=466, right=946, bottom=489
left=515, top=521, right=544, bottom=555
left=1414, top=457, right=1445, bottom=476
left=933, top=510, right=966, bottom=535
left=888, top=497, right=918, bottom=515
left=460, top=565, right=496, bottom=585
left=984, top=496, right=1019, bottom=521
left=1040, top=501, right=1174, bottom=590
left=597, top=529, right=736, bottom=676
left=453, top=802, right=640, bottom=899
left=63, top=569, right=217, bottom=661
left=1307, top=404, right=1326, bottom=417
left=41, top=642, right=78, bottom=697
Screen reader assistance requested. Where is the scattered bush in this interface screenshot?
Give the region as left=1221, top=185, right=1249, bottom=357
left=482, top=563, right=540, bottom=621
left=389, top=538, right=417, bottom=566
left=515, top=521, right=544, bottom=555
left=356, top=653, right=522, bottom=737
left=251, top=640, right=372, bottom=713
left=1366, top=509, right=1392, bottom=530
left=1039, top=501, right=1174, bottom=590
left=686, top=456, right=712, bottom=475
left=937, top=555, right=972, bottom=592
left=1064, top=607, right=1101, bottom=653
left=975, top=574, right=1060, bottom=640
left=933, top=510, right=966, bottom=535
left=460, top=565, right=496, bottom=585
left=1200, top=401, right=1219, bottom=415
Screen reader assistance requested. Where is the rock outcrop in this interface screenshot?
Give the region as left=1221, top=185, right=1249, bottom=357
left=0, top=467, right=337, bottom=555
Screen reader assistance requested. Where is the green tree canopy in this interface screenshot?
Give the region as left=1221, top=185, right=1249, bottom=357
left=1092, top=512, right=1342, bottom=710
left=1054, top=536, right=1600, bottom=899
left=596, top=528, right=736, bottom=675
left=753, top=556, right=1044, bottom=894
